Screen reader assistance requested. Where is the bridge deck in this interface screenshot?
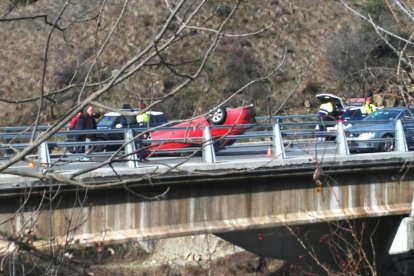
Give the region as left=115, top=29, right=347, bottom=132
left=0, top=152, right=412, bottom=249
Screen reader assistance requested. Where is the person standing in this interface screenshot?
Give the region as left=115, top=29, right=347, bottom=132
left=74, top=111, right=86, bottom=153
left=68, top=109, right=83, bottom=153
left=83, top=106, right=97, bottom=153
left=137, top=101, right=150, bottom=128
left=137, top=101, right=149, bottom=161
left=318, top=99, right=335, bottom=132
left=361, top=96, right=377, bottom=116
left=69, top=110, right=82, bottom=130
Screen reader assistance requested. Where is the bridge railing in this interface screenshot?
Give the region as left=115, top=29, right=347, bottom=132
left=1, top=117, right=413, bottom=167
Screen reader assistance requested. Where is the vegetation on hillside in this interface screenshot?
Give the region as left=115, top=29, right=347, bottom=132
left=0, top=0, right=377, bottom=126
left=1, top=0, right=414, bottom=275
left=1, top=1, right=414, bottom=126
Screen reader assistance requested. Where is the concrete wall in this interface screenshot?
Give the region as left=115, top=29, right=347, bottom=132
left=0, top=159, right=412, bottom=255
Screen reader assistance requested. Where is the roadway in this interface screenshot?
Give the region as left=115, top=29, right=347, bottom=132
left=2, top=139, right=338, bottom=174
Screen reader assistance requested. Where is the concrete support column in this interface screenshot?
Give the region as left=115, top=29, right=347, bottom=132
left=389, top=191, right=414, bottom=255
left=389, top=217, right=414, bottom=254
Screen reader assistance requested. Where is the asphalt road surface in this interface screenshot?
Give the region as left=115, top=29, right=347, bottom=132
left=1, top=139, right=337, bottom=174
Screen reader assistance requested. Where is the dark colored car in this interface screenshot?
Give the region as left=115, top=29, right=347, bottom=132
left=346, top=107, right=414, bottom=152
left=95, top=109, right=168, bottom=151
left=149, top=105, right=256, bottom=153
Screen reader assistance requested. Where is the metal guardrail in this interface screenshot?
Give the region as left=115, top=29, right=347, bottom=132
left=1, top=116, right=413, bottom=168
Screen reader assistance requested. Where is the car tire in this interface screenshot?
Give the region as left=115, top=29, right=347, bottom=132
left=94, top=139, right=106, bottom=152
left=325, top=135, right=336, bottom=142
left=208, top=107, right=227, bottom=125
left=213, top=139, right=225, bottom=152
left=380, top=134, right=394, bottom=152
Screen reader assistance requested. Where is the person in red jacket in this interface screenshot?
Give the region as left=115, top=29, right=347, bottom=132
left=69, top=110, right=82, bottom=130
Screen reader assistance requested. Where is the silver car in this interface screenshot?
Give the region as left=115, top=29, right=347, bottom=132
left=346, top=107, right=414, bottom=152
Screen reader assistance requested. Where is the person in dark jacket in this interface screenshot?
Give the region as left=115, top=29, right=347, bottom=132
left=83, top=106, right=97, bottom=152
left=74, top=112, right=86, bottom=153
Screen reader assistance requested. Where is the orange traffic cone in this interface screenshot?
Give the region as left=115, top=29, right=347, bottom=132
left=267, top=146, right=273, bottom=157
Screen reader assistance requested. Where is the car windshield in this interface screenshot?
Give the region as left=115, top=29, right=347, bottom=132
left=364, top=110, right=401, bottom=121
left=341, top=109, right=363, bottom=121
left=97, top=116, right=119, bottom=127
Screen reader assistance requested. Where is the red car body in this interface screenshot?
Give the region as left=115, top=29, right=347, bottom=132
left=149, top=105, right=256, bottom=152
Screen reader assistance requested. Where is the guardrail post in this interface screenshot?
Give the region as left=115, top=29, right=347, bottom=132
left=38, top=141, right=50, bottom=166
left=395, top=119, right=408, bottom=152
left=335, top=122, right=349, bottom=156
left=202, top=126, right=216, bottom=163
left=125, top=129, right=139, bottom=168
left=273, top=123, right=285, bottom=159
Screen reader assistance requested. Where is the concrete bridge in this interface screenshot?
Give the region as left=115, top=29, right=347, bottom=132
left=1, top=150, right=413, bottom=262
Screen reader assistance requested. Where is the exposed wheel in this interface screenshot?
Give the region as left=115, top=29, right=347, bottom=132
left=379, top=134, right=394, bottom=152
left=208, top=107, right=227, bottom=125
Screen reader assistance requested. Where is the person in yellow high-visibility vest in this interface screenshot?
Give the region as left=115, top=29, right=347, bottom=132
left=136, top=112, right=149, bottom=128
left=136, top=104, right=150, bottom=161
left=142, top=112, right=149, bottom=127
left=137, top=101, right=150, bottom=128
left=361, top=96, right=377, bottom=116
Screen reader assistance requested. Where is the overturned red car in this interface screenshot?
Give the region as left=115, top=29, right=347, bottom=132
left=148, top=105, right=256, bottom=153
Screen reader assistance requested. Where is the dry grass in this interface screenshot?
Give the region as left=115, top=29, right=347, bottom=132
left=0, top=1, right=356, bottom=126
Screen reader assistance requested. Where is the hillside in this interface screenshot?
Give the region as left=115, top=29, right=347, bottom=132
left=0, top=0, right=372, bottom=126
left=1, top=1, right=412, bottom=275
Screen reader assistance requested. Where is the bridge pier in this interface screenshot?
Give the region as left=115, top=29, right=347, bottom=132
left=218, top=215, right=406, bottom=274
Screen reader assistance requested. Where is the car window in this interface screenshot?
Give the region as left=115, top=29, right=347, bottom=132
left=155, top=114, right=167, bottom=124
left=149, top=114, right=156, bottom=125
left=365, top=110, right=401, bottom=121
left=126, top=115, right=137, bottom=126
left=147, top=114, right=165, bottom=125
left=401, top=110, right=414, bottom=120
left=97, top=116, right=119, bottom=127
left=118, top=116, right=128, bottom=126
left=342, top=109, right=363, bottom=121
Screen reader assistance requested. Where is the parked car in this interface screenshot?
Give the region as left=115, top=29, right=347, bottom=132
left=148, top=105, right=256, bottom=154
left=346, top=107, right=414, bottom=152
